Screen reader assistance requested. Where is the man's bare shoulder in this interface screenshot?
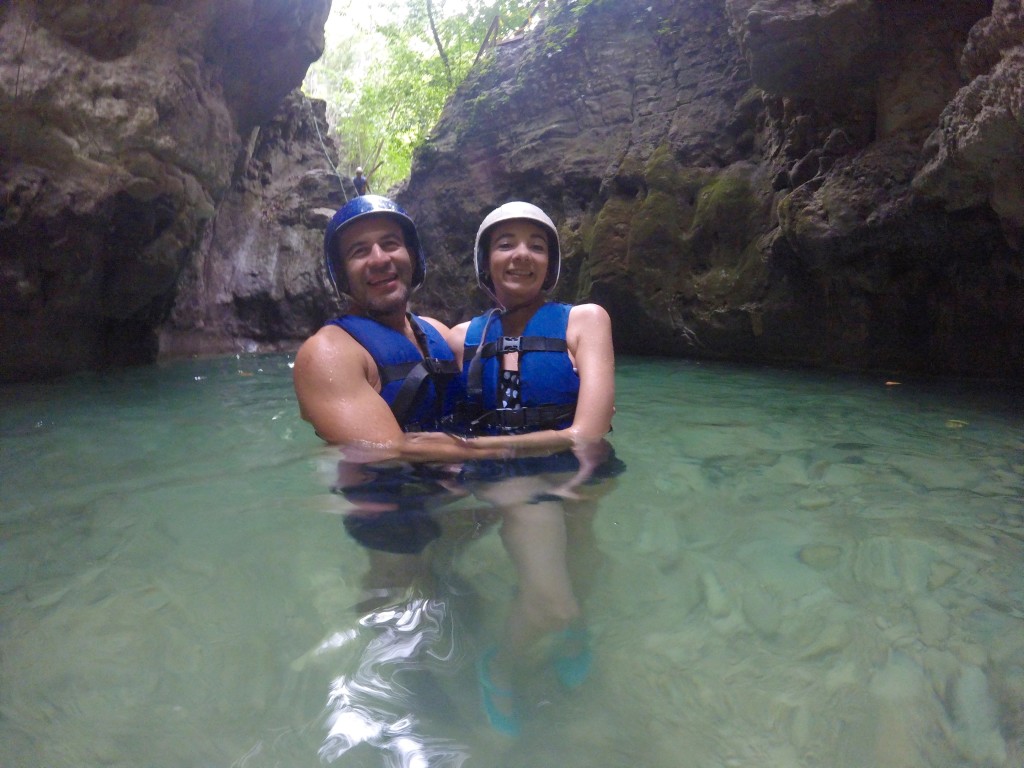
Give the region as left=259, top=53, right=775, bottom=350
left=444, top=321, right=470, bottom=366
left=296, top=324, right=351, bottom=360
left=446, top=320, right=470, bottom=345
left=294, top=324, right=372, bottom=383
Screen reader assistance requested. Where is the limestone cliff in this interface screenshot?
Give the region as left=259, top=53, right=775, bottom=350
left=158, top=91, right=346, bottom=358
left=0, top=0, right=330, bottom=381
left=399, top=0, right=1023, bottom=377
left=2, top=0, right=1021, bottom=381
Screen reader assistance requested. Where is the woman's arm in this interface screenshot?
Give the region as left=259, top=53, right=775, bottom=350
left=443, top=321, right=469, bottom=367
left=564, top=302, right=616, bottom=439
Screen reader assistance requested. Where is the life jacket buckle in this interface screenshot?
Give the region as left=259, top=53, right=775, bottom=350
left=499, top=336, right=521, bottom=353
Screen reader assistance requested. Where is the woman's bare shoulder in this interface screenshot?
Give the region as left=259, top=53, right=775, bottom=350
left=418, top=316, right=451, bottom=335
left=569, top=302, right=611, bottom=327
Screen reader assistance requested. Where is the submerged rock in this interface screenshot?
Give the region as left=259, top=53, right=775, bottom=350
left=798, top=543, right=842, bottom=570
left=950, top=665, right=1008, bottom=765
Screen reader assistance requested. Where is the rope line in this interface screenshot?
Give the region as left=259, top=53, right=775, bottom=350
left=304, top=93, right=350, bottom=203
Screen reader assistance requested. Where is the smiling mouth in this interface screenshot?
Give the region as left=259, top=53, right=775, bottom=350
left=367, top=275, right=397, bottom=287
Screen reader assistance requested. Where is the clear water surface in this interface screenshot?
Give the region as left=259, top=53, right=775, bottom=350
left=1, top=354, right=1021, bottom=768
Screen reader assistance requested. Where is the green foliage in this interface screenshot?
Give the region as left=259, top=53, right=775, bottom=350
left=562, top=0, right=597, bottom=19
left=304, top=0, right=538, bottom=193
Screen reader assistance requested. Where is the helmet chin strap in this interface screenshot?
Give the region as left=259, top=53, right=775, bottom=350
left=466, top=308, right=501, bottom=400
left=500, top=296, right=545, bottom=316
left=481, top=271, right=546, bottom=315
left=481, top=278, right=502, bottom=310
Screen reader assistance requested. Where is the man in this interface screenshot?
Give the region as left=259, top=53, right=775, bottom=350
left=293, top=194, right=501, bottom=462
left=295, top=194, right=451, bottom=444
left=294, top=198, right=486, bottom=763
left=352, top=166, right=370, bottom=196
left=294, top=194, right=502, bottom=566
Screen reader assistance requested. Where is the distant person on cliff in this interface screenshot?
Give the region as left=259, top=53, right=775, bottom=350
left=352, top=166, right=371, bottom=196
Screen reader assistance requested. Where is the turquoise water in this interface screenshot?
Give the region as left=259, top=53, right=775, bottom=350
left=1, top=354, right=1022, bottom=767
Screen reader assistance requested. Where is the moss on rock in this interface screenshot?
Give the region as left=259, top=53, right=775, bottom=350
left=585, top=196, right=637, bottom=283
left=693, top=173, right=756, bottom=240
left=644, top=142, right=709, bottom=198
left=629, top=190, right=684, bottom=272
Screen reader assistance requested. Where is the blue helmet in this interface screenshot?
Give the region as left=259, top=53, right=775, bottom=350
left=323, top=195, right=426, bottom=294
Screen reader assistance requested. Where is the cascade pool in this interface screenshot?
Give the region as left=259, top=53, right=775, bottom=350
left=1, top=353, right=1021, bottom=767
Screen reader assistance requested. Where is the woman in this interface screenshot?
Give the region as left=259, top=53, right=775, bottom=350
left=450, top=201, right=615, bottom=454
left=414, top=202, right=618, bottom=735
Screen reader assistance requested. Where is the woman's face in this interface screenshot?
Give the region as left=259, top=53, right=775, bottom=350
left=487, top=220, right=549, bottom=305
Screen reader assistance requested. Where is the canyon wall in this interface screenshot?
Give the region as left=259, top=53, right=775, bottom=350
left=398, top=0, right=1023, bottom=377
left=2, top=0, right=1021, bottom=381
left=0, top=0, right=330, bottom=380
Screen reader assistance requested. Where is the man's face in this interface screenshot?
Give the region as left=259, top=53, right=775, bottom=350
left=338, top=215, right=413, bottom=318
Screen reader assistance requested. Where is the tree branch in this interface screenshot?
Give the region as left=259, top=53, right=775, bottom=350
left=425, top=0, right=453, bottom=88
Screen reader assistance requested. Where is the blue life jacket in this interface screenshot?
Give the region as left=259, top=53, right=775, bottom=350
left=327, top=313, right=463, bottom=431
left=459, top=302, right=579, bottom=434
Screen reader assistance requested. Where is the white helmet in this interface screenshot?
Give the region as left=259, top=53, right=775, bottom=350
left=474, top=202, right=560, bottom=294
left=355, top=166, right=364, bottom=174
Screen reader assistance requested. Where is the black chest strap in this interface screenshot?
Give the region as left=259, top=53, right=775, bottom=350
left=381, top=315, right=460, bottom=428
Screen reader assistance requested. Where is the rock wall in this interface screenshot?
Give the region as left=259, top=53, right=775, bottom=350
left=158, top=92, right=347, bottom=358
left=398, top=0, right=1023, bottom=377
left=0, top=0, right=330, bottom=381
left=2, top=0, right=1021, bottom=381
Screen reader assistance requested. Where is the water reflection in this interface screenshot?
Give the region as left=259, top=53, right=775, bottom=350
left=319, top=460, right=480, bottom=765
left=321, top=598, right=468, bottom=766
left=319, top=443, right=623, bottom=759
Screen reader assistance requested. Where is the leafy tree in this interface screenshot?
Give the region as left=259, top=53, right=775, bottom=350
left=304, top=0, right=542, bottom=193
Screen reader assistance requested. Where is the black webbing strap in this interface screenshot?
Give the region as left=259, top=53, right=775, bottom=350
left=387, top=357, right=460, bottom=427
left=378, top=360, right=418, bottom=385
left=470, top=403, right=576, bottom=432
left=477, top=335, right=567, bottom=358
left=384, top=314, right=461, bottom=427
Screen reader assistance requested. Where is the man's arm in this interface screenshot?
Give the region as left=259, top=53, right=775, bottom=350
left=293, top=325, right=404, bottom=445
left=293, top=324, right=512, bottom=462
